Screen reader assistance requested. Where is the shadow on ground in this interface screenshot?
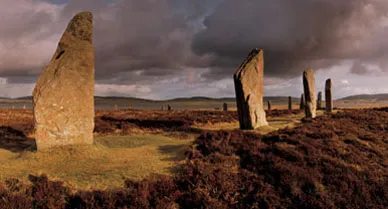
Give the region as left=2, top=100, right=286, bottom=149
left=0, top=126, right=36, bottom=152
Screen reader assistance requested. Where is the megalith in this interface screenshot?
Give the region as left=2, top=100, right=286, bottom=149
left=223, top=103, right=228, bottom=111
left=32, top=12, right=95, bottom=150
left=317, top=92, right=322, bottom=110
left=288, top=96, right=292, bottom=111
left=267, top=100, right=271, bottom=111
left=325, top=79, right=333, bottom=113
left=299, top=93, right=305, bottom=110
left=303, top=68, right=316, bottom=118
left=233, top=48, right=268, bottom=129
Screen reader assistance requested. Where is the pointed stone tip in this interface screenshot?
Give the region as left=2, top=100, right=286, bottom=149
left=249, top=48, right=263, bottom=56
left=65, top=11, right=93, bottom=43
left=304, top=68, right=313, bottom=73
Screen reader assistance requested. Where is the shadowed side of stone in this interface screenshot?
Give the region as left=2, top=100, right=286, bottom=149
left=303, top=68, right=316, bottom=118
left=32, top=12, right=95, bottom=150
left=325, top=79, right=333, bottom=112
left=234, top=48, right=268, bottom=130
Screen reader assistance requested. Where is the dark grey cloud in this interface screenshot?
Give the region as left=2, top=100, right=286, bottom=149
left=350, top=61, right=368, bottom=75
left=60, top=0, right=213, bottom=84
left=192, top=0, right=388, bottom=80
left=1, top=0, right=388, bottom=99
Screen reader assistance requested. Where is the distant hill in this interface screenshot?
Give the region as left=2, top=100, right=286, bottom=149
left=339, top=94, right=388, bottom=101
left=11, top=96, right=298, bottom=103
left=10, top=94, right=388, bottom=105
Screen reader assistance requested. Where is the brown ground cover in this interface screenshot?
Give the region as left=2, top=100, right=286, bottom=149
left=0, top=108, right=386, bottom=208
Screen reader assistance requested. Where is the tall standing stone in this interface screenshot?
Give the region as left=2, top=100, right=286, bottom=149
left=325, top=79, right=333, bottom=113
left=299, top=93, right=305, bottom=110
left=288, top=96, right=292, bottom=111
left=233, top=48, right=268, bottom=129
left=267, top=100, right=272, bottom=111
left=317, top=92, right=322, bottom=110
left=167, top=105, right=172, bottom=111
left=303, top=68, right=316, bottom=118
left=32, top=12, right=95, bottom=150
left=223, top=103, right=228, bottom=111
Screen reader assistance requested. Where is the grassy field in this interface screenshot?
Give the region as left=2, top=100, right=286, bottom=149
left=0, top=108, right=315, bottom=190
left=0, top=134, right=194, bottom=190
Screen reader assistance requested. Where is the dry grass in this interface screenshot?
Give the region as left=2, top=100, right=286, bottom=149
left=0, top=134, right=193, bottom=190
left=193, top=110, right=324, bottom=135
left=0, top=108, right=321, bottom=191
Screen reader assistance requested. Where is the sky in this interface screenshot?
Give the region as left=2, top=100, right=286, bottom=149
left=0, top=0, right=387, bottom=100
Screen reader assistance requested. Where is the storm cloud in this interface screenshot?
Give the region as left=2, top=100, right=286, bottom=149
left=0, top=0, right=387, bottom=98
left=192, top=0, right=388, bottom=80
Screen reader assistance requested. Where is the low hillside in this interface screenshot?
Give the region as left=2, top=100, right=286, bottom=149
left=339, top=93, right=388, bottom=101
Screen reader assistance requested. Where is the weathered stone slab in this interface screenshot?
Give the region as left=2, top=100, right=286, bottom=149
left=233, top=48, right=268, bottom=129
left=325, top=79, right=333, bottom=112
left=32, top=12, right=95, bottom=150
left=223, top=103, right=228, bottom=111
left=303, top=68, right=316, bottom=118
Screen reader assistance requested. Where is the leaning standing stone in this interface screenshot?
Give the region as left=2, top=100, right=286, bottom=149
left=32, top=12, right=95, bottom=150
left=233, top=48, right=268, bottom=129
left=325, top=79, right=333, bottom=113
left=303, top=68, right=316, bottom=118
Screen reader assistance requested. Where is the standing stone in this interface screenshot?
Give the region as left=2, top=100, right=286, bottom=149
left=113, top=104, right=119, bottom=111
left=223, top=103, right=228, bottom=111
left=267, top=100, right=271, bottom=111
left=167, top=105, right=172, bottom=111
left=317, top=92, right=322, bottom=110
left=299, top=93, right=305, bottom=110
left=233, top=48, right=268, bottom=129
left=288, top=96, right=292, bottom=111
left=32, top=12, right=94, bottom=150
left=325, top=79, right=333, bottom=112
left=161, top=105, right=164, bottom=111
left=303, top=68, right=316, bottom=118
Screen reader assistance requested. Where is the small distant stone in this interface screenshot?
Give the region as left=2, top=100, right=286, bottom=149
left=325, top=79, right=333, bottom=113
left=317, top=91, right=322, bottom=110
